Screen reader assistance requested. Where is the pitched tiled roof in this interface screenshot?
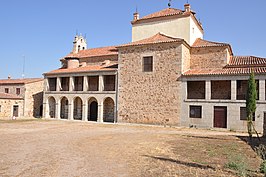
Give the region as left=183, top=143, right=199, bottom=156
left=228, top=56, right=266, bottom=67
left=44, top=62, right=118, bottom=75
left=0, top=92, right=23, bottom=100
left=192, top=38, right=230, bottom=48
left=137, top=8, right=183, bottom=21
left=118, top=33, right=184, bottom=48
left=66, top=46, right=118, bottom=59
left=184, top=56, right=266, bottom=76
left=0, top=78, right=43, bottom=85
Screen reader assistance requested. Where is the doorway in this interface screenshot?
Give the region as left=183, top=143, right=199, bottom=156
left=214, top=106, right=227, bottom=128
left=13, top=105, right=19, bottom=117
left=89, top=101, right=98, bottom=121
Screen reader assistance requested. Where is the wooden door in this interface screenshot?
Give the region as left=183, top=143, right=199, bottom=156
left=13, top=105, right=19, bottom=117
left=214, top=106, right=227, bottom=128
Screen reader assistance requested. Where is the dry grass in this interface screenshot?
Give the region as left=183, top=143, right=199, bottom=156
left=0, top=119, right=263, bottom=177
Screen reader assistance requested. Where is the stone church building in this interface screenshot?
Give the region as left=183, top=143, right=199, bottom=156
left=43, top=4, right=266, bottom=134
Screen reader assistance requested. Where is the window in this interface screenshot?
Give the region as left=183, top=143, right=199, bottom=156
left=240, top=107, right=255, bottom=121
left=0, top=105, right=1, bottom=112
left=5, top=88, right=9, bottom=93
left=16, top=88, right=20, bottom=95
left=143, top=56, right=153, bottom=72
left=190, top=106, right=202, bottom=118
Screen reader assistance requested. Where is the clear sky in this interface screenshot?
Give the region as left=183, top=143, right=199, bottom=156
left=0, top=0, right=265, bottom=79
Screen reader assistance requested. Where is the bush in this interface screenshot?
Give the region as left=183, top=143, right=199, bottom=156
left=225, top=155, right=248, bottom=176
left=260, top=160, right=266, bottom=174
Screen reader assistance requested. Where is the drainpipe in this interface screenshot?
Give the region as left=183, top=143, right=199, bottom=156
left=115, top=70, right=119, bottom=123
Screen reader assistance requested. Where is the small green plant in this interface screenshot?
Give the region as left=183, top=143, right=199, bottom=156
left=260, top=160, right=266, bottom=174
left=225, top=155, right=249, bottom=176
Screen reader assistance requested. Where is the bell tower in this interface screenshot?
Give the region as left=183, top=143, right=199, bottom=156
left=72, top=35, right=87, bottom=54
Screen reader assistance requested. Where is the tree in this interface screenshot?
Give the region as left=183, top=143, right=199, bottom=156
left=246, top=72, right=260, bottom=140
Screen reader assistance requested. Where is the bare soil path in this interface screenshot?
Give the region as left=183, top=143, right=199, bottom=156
left=0, top=119, right=263, bottom=177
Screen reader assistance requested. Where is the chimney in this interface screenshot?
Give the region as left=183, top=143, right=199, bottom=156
left=8, top=75, right=11, bottom=80
left=184, top=4, right=191, bottom=12
left=133, top=12, right=139, bottom=21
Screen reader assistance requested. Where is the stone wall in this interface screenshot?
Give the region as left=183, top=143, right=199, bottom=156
left=190, top=46, right=229, bottom=69
left=0, top=84, right=25, bottom=97
left=25, top=81, right=44, bottom=118
left=118, top=42, right=183, bottom=125
left=0, top=99, right=24, bottom=119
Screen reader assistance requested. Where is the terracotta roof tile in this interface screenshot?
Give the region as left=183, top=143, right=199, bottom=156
left=66, top=46, right=118, bottom=59
left=228, top=56, right=266, bottom=67
left=45, top=62, right=118, bottom=75
left=192, top=38, right=230, bottom=48
left=0, top=78, right=43, bottom=85
left=0, top=92, right=23, bottom=100
left=118, top=33, right=184, bottom=48
left=184, top=56, right=266, bottom=76
left=137, top=8, right=183, bottom=21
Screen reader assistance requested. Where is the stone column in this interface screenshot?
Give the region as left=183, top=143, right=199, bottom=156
left=44, top=78, right=49, bottom=91
left=69, top=77, right=74, bottom=91
left=206, top=80, right=211, bottom=100
left=259, top=80, right=265, bottom=101
left=56, top=77, right=61, bottom=92
left=55, top=102, right=61, bottom=119
left=83, top=76, right=88, bottom=92
left=97, top=104, right=103, bottom=123
left=114, top=104, right=117, bottom=123
left=43, top=102, right=48, bottom=118
left=68, top=103, right=74, bottom=120
left=82, top=102, right=88, bottom=121
left=99, top=75, right=104, bottom=92
left=231, top=80, right=237, bottom=101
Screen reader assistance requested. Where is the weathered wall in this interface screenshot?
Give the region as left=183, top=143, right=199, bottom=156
left=0, top=99, right=24, bottom=119
left=118, top=43, right=183, bottom=125
left=25, top=81, right=44, bottom=118
left=0, top=84, right=25, bottom=97
left=190, top=47, right=229, bottom=69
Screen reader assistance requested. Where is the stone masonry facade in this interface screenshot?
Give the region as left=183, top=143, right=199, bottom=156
left=118, top=43, right=185, bottom=125
left=43, top=4, right=266, bottom=135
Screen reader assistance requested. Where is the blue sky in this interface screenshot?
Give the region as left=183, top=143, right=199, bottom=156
left=0, top=0, right=266, bottom=79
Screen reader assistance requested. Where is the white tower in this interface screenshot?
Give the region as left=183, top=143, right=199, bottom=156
left=72, top=35, right=87, bottom=54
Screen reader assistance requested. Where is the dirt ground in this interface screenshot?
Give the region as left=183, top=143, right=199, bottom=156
left=0, top=119, right=263, bottom=177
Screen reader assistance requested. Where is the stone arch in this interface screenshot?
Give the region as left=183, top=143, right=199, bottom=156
left=60, top=97, right=69, bottom=119
left=48, top=97, right=56, bottom=118
left=73, top=97, right=83, bottom=120
left=103, top=97, right=115, bottom=123
left=88, top=97, right=98, bottom=121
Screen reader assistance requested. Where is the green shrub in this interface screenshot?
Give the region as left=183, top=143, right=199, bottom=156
left=260, top=160, right=266, bottom=174
left=225, top=155, right=248, bottom=176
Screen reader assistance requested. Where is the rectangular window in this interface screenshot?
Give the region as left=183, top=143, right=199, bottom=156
left=143, top=56, right=153, bottom=72
left=5, top=88, right=9, bottom=93
left=0, top=105, right=1, bottom=112
left=16, top=88, right=20, bottom=95
left=240, top=107, right=255, bottom=121
left=189, top=106, right=202, bottom=118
